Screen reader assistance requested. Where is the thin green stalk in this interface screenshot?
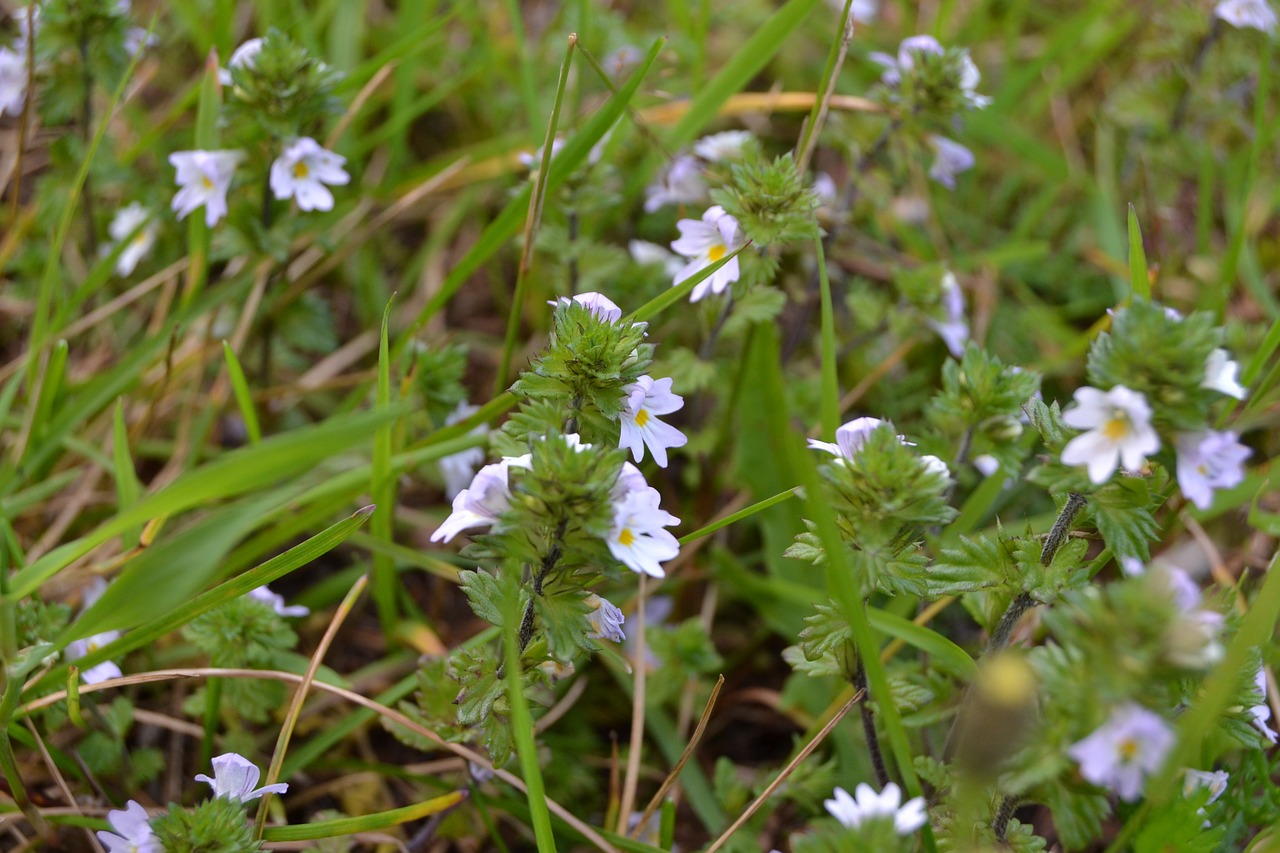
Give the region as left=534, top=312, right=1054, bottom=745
left=1217, top=49, right=1270, bottom=318
left=815, top=237, right=839, bottom=437
left=794, top=0, right=856, bottom=175
left=495, top=35, right=578, bottom=397
left=678, top=487, right=799, bottom=545
left=502, top=601, right=557, bottom=853
left=372, top=302, right=398, bottom=635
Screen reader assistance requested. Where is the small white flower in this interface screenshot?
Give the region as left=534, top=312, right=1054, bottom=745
left=270, top=137, right=350, bottom=212
left=429, top=456, right=528, bottom=543
left=551, top=291, right=623, bottom=323
left=195, top=752, right=288, bottom=803
left=218, top=37, right=264, bottom=85
left=1119, top=555, right=1146, bottom=577
left=65, top=633, right=122, bottom=684
left=1201, top=348, right=1247, bottom=399
left=607, top=488, right=680, bottom=578
left=619, top=376, right=687, bottom=468
left=644, top=154, right=706, bottom=213
left=169, top=150, right=242, bottom=227
left=438, top=402, right=489, bottom=499
left=628, top=240, right=685, bottom=278
left=1067, top=703, right=1174, bottom=801
left=1183, top=768, right=1229, bottom=807
left=807, top=416, right=895, bottom=459
left=96, top=799, right=157, bottom=853
left=1252, top=666, right=1277, bottom=743
left=585, top=593, right=626, bottom=642
left=693, top=130, right=753, bottom=162
left=958, top=52, right=992, bottom=109
left=105, top=203, right=157, bottom=277
left=612, top=460, right=650, bottom=502
left=123, top=27, right=156, bottom=58
left=973, top=454, right=1000, bottom=477
left=813, top=172, right=838, bottom=208
left=1175, top=430, right=1251, bottom=510
left=826, top=0, right=878, bottom=23
left=928, top=136, right=975, bottom=190
left=928, top=270, right=969, bottom=356
left=670, top=205, right=745, bottom=301
left=247, top=585, right=309, bottom=618
left=0, top=46, right=27, bottom=117
left=824, top=783, right=928, bottom=834
left=1215, top=0, right=1278, bottom=32
left=1060, top=385, right=1160, bottom=484
left=518, top=137, right=566, bottom=175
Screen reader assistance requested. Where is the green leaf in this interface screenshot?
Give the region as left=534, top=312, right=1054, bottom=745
left=1127, top=204, right=1150, bottom=300
left=262, top=791, right=467, bottom=841
left=867, top=608, right=978, bottom=680
left=1087, top=478, right=1160, bottom=562
left=220, top=343, right=261, bottom=445
left=112, top=400, right=142, bottom=550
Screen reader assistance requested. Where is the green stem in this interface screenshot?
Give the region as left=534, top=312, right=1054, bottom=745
left=502, top=599, right=557, bottom=853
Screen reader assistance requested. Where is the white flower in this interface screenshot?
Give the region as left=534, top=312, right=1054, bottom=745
left=813, top=172, right=838, bottom=208
left=169, top=150, right=242, bottom=227
left=644, top=154, right=706, bottom=213
left=928, top=135, right=975, bottom=190
left=1060, top=385, right=1160, bottom=484
left=585, top=593, right=626, bottom=642
left=826, top=0, right=878, bottom=22
left=123, top=26, right=156, bottom=58
left=807, top=416, right=894, bottom=459
left=693, top=130, right=753, bottom=162
left=628, top=240, right=685, bottom=278
left=1215, top=0, right=1278, bottom=32
left=218, top=37, right=264, bottom=85
left=1182, top=768, right=1229, bottom=813
left=0, top=45, right=27, bottom=117
left=613, top=460, right=650, bottom=502
left=824, top=783, right=928, bottom=834
left=973, top=454, right=1000, bottom=477
left=619, top=376, right=687, bottom=468
left=871, top=35, right=944, bottom=87
left=247, top=585, right=309, bottom=618
left=551, top=291, right=623, bottom=323
left=105, top=203, right=157, bottom=277
left=670, top=205, right=744, bottom=301
left=1252, top=666, right=1277, bottom=743
left=608, top=488, right=680, bottom=578
left=96, top=799, right=157, bottom=853
left=1067, top=703, right=1175, bottom=801
left=195, top=752, right=288, bottom=803
left=1201, top=348, right=1247, bottom=399
left=65, top=632, right=123, bottom=684
left=430, top=456, right=528, bottom=543
left=270, top=137, right=350, bottom=212
left=438, top=402, right=489, bottom=499
left=958, top=52, right=992, bottom=109
left=928, top=270, right=969, bottom=356
left=1175, top=430, right=1251, bottom=510
left=1119, top=555, right=1146, bottom=577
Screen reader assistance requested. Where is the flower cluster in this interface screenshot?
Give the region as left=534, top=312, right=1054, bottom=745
left=1058, top=301, right=1250, bottom=510
left=169, top=33, right=349, bottom=227
left=644, top=129, right=755, bottom=213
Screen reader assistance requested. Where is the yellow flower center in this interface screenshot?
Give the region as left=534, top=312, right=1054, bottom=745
left=294, top=160, right=310, bottom=179
left=635, top=410, right=650, bottom=428
left=1102, top=415, right=1130, bottom=442
left=708, top=244, right=727, bottom=262
left=200, top=176, right=214, bottom=190
left=1118, top=738, right=1138, bottom=761
left=618, top=528, right=635, bottom=546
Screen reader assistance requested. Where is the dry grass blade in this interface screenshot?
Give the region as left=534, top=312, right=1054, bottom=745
left=253, top=574, right=369, bottom=837
left=18, top=668, right=621, bottom=853
left=704, top=688, right=865, bottom=853
left=631, top=674, right=724, bottom=839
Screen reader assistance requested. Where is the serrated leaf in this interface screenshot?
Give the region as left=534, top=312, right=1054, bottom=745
left=1087, top=478, right=1160, bottom=561
left=458, top=569, right=509, bottom=627
left=1044, top=783, right=1112, bottom=851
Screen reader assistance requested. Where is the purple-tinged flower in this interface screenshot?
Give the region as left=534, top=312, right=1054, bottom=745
left=928, top=270, right=969, bottom=356
left=644, top=154, right=706, bottom=213
left=551, top=291, right=623, bottom=323
left=96, top=800, right=157, bottom=853
left=438, top=402, right=489, bottom=499
left=585, top=593, right=626, bottom=642
left=807, top=417, right=895, bottom=459
left=607, top=488, right=680, bottom=578
left=619, top=376, right=687, bottom=467
left=1175, top=430, right=1251, bottom=510
left=1252, top=666, right=1277, bottom=744
left=928, top=136, right=975, bottom=190
left=693, top=130, right=753, bottom=162
left=0, top=45, right=27, bottom=117
left=1067, top=704, right=1174, bottom=801
left=247, top=585, right=309, bottom=618
left=1215, top=0, right=1278, bottom=33
left=196, top=753, right=288, bottom=803
left=1201, top=348, right=1247, bottom=399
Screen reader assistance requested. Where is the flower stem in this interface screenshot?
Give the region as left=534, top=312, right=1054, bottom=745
left=992, top=794, right=1020, bottom=841
left=853, top=655, right=890, bottom=787
left=79, top=35, right=98, bottom=257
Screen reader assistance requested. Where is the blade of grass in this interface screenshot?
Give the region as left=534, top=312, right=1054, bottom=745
left=112, top=400, right=142, bottom=550
left=181, top=50, right=222, bottom=310
left=1126, top=204, right=1150, bottom=300
left=221, top=342, right=262, bottom=445
left=815, top=237, right=839, bottom=436
left=495, top=34, right=578, bottom=396
left=502, top=594, right=558, bottom=853
left=261, top=791, right=467, bottom=841
left=372, top=302, right=397, bottom=634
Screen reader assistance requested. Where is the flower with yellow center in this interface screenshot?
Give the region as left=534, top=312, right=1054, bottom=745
left=169, top=149, right=244, bottom=227
left=607, top=487, right=680, bottom=578
left=1060, top=385, right=1160, bottom=484
left=270, top=137, right=350, bottom=212
left=670, top=205, right=745, bottom=302
left=1067, top=703, right=1174, bottom=801
left=619, top=375, right=687, bottom=468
